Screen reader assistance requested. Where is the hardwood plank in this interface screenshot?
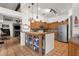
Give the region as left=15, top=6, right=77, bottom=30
left=0, top=37, right=68, bottom=56
left=0, top=48, right=8, bottom=56
left=7, top=47, right=15, bottom=56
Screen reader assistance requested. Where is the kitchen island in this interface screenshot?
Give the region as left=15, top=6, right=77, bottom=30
left=25, top=32, right=54, bottom=55
left=69, top=37, right=79, bottom=56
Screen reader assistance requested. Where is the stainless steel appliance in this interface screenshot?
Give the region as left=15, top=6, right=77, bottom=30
left=58, top=24, right=68, bottom=42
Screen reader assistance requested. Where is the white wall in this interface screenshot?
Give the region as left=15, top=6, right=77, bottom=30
left=0, top=15, right=14, bottom=37
left=0, top=7, right=22, bottom=19
left=0, top=6, right=22, bottom=38
left=20, top=3, right=28, bottom=46
left=47, top=14, right=69, bottom=23
left=20, top=3, right=45, bottom=46
left=0, top=14, right=3, bottom=23
left=72, top=3, right=79, bottom=37
left=0, top=14, right=3, bottom=28
left=3, top=20, right=17, bottom=37
left=27, top=12, right=45, bottom=21
left=68, top=9, right=72, bottom=40
left=0, top=14, right=3, bottom=34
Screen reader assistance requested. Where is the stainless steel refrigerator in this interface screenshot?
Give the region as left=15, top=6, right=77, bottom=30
left=58, top=24, right=68, bottom=42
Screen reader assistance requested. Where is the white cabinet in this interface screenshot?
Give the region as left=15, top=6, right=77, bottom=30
left=45, top=33, right=54, bottom=54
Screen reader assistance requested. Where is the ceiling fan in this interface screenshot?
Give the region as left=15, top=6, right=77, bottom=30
left=49, top=8, right=57, bottom=14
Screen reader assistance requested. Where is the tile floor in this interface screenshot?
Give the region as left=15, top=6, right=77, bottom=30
left=46, top=40, right=68, bottom=56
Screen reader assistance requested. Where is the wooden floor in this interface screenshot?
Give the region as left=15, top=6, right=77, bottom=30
left=0, top=37, right=68, bottom=56
left=0, top=37, right=38, bottom=56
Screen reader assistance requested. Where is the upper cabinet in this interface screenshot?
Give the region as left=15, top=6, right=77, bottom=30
left=48, top=22, right=59, bottom=29
left=30, top=19, right=68, bottom=30
left=30, top=21, right=48, bottom=30
left=30, top=21, right=41, bottom=30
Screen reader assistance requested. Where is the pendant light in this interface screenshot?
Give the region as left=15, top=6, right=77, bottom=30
left=35, top=3, right=40, bottom=22
left=28, top=5, right=31, bottom=21
left=31, top=3, right=35, bottom=22
left=27, top=5, right=31, bottom=27
left=31, top=3, right=34, bottom=20
left=28, top=3, right=34, bottom=23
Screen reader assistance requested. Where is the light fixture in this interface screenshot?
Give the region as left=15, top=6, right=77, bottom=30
left=28, top=3, right=34, bottom=23
left=31, top=3, right=34, bottom=20
left=35, top=3, right=40, bottom=22
left=30, top=3, right=35, bottom=23
left=27, top=6, right=31, bottom=27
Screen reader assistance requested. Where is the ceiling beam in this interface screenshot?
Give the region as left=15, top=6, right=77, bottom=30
left=15, top=3, right=20, bottom=11
left=0, top=7, right=22, bottom=19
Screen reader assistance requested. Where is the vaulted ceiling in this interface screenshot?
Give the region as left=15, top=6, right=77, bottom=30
left=26, top=3, right=72, bottom=18
left=0, top=3, right=72, bottom=18
left=0, top=3, right=20, bottom=20
left=0, top=3, right=19, bottom=10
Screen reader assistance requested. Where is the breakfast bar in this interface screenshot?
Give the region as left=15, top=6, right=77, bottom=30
left=25, top=32, right=54, bottom=55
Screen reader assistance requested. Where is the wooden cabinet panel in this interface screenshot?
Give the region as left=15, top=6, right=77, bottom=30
left=31, top=21, right=49, bottom=30
left=69, top=42, right=79, bottom=56
left=70, top=44, right=76, bottom=56
left=31, top=21, right=41, bottom=29
left=30, top=20, right=68, bottom=30
left=54, top=32, right=58, bottom=40
left=69, top=43, right=75, bottom=56
left=76, top=46, right=79, bottom=56
left=48, top=22, right=58, bottom=29
left=76, top=49, right=79, bottom=56
left=41, top=22, right=48, bottom=29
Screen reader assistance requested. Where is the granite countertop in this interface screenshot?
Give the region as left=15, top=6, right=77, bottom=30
left=45, top=30, right=58, bottom=32
left=25, top=32, right=55, bottom=35
left=70, top=37, right=79, bottom=46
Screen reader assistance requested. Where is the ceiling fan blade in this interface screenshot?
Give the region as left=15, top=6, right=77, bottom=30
left=50, top=9, right=57, bottom=14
